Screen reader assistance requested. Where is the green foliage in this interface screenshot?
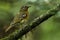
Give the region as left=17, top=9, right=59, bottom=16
left=0, top=0, right=60, bottom=40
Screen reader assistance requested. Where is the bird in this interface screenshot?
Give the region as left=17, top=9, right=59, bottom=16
left=5, top=5, right=31, bottom=32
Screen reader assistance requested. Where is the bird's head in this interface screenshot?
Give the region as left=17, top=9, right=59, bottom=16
left=20, top=5, right=31, bottom=11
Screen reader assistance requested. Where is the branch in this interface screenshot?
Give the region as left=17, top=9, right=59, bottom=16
left=2, top=4, right=60, bottom=40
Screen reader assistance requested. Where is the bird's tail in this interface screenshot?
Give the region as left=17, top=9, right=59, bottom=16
left=5, top=26, right=12, bottom=32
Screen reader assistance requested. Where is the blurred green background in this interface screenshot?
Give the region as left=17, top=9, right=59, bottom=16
left=0, top=0, right=60, bottom=40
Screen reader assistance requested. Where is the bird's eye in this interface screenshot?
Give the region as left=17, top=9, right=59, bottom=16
left=24, top=6, right=28, bottom=8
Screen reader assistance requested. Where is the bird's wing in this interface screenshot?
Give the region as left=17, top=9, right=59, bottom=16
left=5, top=13, right=20, bottom=32
left=5, top=12, right=28, bottom=32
